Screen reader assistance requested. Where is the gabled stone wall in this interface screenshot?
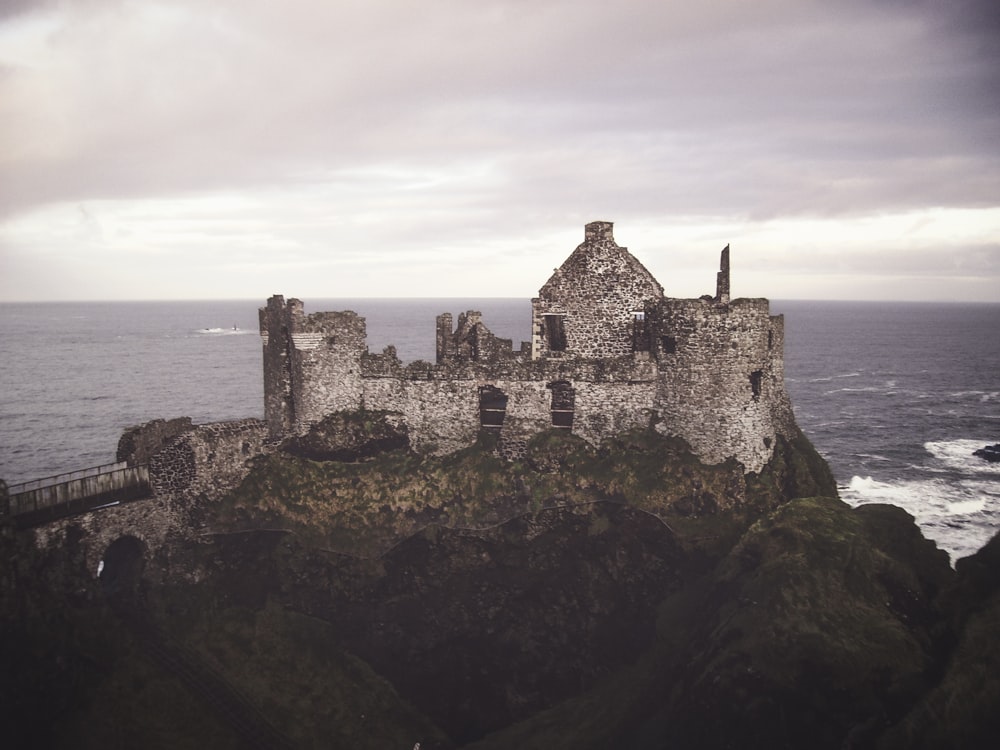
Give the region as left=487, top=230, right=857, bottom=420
left=532, top=222, right=664, bottom=360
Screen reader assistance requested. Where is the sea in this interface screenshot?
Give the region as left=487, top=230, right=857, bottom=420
left=1, top=299, right=998, bottom=563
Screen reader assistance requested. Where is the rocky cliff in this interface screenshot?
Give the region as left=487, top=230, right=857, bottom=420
left=2, top=420, right=997, bottom=749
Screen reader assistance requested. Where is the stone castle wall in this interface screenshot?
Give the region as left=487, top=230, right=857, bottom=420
left=117, top=417, right=194, bottom=465
left=149, top=418, right=269, bottom=500
left=359, top=367, right=659, bottom=458
left=260, top=300, right=788, bottom=470
left=651, top=298, right=795, bottom=470
left=260, top=298, right=366, bottom=435
left=259, top=222, right=797, bottom=473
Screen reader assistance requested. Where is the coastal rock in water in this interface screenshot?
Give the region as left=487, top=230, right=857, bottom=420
left=972, top=443, right=1000, bottom=463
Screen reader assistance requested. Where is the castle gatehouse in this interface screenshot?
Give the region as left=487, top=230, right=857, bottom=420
left=259, top=221, right=795, bottom=472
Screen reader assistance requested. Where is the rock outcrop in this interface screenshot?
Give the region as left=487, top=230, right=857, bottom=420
left=2, top=423, right=997, bottom=749
left=972, top=443, right=1000, bottom=463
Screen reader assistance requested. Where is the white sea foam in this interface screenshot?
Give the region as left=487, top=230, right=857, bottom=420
left=947, top=499, right=986, bottom=515
left=946, top=390, right=999, bottom=402
left=808, top=372, right=862, bottom=382
left=823, top=386, right=890, bottom=396
left=925, top=439, right=1000, bottom=475
left=856, top=452, right=892, bottom=463
left=196, top=327, right=254, bottom=336
left=842, top=472, right=999, bottom=563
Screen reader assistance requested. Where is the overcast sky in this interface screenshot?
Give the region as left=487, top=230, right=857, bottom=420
left=1, top=0, right=998, bottom=302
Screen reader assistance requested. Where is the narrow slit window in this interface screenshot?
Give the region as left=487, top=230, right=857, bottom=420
left=750, top=370, right=763, bottom=401
left=632, top=312, right=649, bottom=352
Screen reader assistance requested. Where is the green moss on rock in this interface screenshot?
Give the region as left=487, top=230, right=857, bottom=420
left=220, top=424, right=835, bottom=560
left=12, top=415, right=993, bottom=749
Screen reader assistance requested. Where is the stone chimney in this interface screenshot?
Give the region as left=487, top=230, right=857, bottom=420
left=584, top=221, right=614, bottom=243
left=716, top=244, right=731, bottom=304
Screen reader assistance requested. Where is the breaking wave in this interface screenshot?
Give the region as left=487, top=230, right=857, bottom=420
left=925, top=439, right=1000, bottom=475
left=841, top=440, right=1000, bottom=563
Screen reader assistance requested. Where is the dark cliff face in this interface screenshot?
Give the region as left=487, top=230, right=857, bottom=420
left=2, top=427, right=996, bottom=749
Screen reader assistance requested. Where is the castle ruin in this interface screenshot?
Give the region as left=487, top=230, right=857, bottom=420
left=259, top=221, right=796, bottom=473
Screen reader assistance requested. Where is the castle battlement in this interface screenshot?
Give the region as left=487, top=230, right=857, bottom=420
left=259, top=221, right=796, bottom=472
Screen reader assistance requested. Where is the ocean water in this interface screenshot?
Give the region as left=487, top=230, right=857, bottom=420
left=775, top=301, right=1000, bottom=562
left=1, top=299, right=997, bottom=562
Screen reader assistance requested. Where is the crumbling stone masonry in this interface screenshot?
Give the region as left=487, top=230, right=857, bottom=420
left=117, top=417, right=194, bottom=466
left=146, top=419, right=270, bottom=500
left=259, top=221, right=796, bottom=473
left=110, top=416, right=271, bottom=503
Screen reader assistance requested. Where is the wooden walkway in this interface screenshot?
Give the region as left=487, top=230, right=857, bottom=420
left=6, top=462, right=152, bottom=529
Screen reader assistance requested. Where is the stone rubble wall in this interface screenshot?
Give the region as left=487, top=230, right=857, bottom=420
left=571, top=380, right=657, bottom=446
left=437, top=311, right=520, bottom=364
left=150, top=418, right=269, bottom=501
left=362, top=376, right=482, bottom=456
left=116, top=417, right=194, bottom=465
left=259, top=296, right=297, bottom=436
left=29, top=491, right=182, bottom=583
left=289, top=311, right=366, bottom=429
left=360, top=368, right=658, bottom=457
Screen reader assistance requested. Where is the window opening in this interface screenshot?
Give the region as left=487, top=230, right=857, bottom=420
left=479, top=385, right=508, bottom=428
left=543, top=315, right=567, bottom=352
left=632, top=312, right=649, bottom=352
left=750, top=370, right=763, bottom=401
left=660, top=335, right=677, bottom=354
left=548, top=380, right=575, bottom=429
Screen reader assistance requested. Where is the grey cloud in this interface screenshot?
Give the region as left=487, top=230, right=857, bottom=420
left=0, top=1, right=997, bottom=261
left=0, top=0, right=55, bottom=21
left=749, top=241, right=1000, bottom=278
